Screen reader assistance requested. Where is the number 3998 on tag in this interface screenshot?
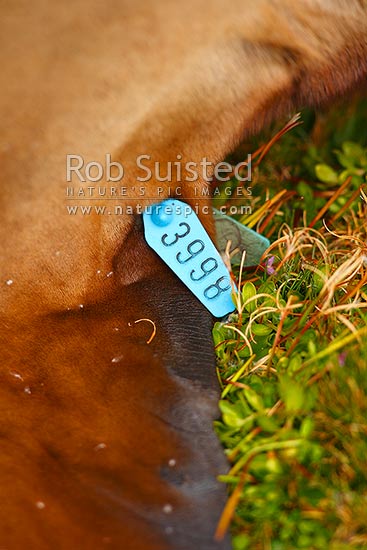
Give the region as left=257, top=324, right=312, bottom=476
left=143, top=200, right=236, bottom=318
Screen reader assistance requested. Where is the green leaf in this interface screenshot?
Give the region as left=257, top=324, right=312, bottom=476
left=265, top=456, right=283, bottom=474
left=334, top=151, right=356, bottom=169
left=251, top=323, right=273, bottom=337
left=257, top=415, right=279, bottom=433
left=219, top=400, right=253, bottom=428
left=288, top=354, right=302, bottom=372
left=279, top=376, right=305, bottom=413
left=342, top=141, right=364, bottom=161
left=300, top=417, right=314, bottom=438
left=212, top=323, right=225, bottom=347
left=297, top=180, right=314, bottom=202
left=241, top=282, right=257, bottom=313
left=244, top=387, right=264, bottom=411
left=315, top=163, right=338, bottom=184
left=233, top=534, right=250, bottom=550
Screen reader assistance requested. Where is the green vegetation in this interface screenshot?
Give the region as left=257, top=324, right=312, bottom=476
left=214, top=97, right=367, bottom=550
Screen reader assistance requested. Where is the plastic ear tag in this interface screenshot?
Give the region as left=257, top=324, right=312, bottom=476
left=143, top=200, right=236, bottom=318
left=213, top=208, right=270, bottom=266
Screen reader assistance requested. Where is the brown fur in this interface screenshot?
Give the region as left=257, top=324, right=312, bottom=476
left=0, top=1, right=366, bottom=549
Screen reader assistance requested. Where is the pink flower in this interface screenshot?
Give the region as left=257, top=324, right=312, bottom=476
left=266, top=256, right=276, bottom=275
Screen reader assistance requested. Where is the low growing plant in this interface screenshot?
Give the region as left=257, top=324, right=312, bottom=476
left=214, top=98, right=367, bottom=550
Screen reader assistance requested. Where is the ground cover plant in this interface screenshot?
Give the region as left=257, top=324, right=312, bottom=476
left=213, top=96, right=367, bottom=550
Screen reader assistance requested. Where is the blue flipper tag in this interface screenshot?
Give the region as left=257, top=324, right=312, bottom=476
left=143, top=199, right=236, bottom=318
